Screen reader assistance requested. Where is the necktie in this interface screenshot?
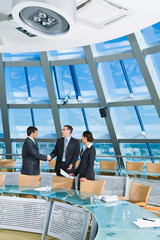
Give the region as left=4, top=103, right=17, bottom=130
left=62, top=138, right=68, bottom=162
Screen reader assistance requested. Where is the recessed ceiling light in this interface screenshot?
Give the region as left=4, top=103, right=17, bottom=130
left=12, top=0, right=76, bottom=37
left=77, top=0, right=135, bottom=29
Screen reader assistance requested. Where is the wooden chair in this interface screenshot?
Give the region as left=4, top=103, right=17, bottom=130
left=52, top=176, right=74, bottom=190
left=0, top=174, right=6, bottom=185
left=146, top=162, right=160, bottom=180
left=126, top=161, right=144, bottom=177
left=100, top=160, right=117, bottom=176
left=0, top=159, right=16, bottom=172
left=119, top=181, right=151, bottom=207
left=18, top=174, right=41, bottom=198
left=49, top=159, right=56, bottom=173
left=80, top=180, right=106, bottom=195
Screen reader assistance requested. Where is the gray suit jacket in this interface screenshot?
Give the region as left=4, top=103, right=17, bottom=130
left=21, top=137, right=47, bottom=175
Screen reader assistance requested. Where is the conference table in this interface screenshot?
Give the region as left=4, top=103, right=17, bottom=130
left=0, top=185, right=159, bottom=240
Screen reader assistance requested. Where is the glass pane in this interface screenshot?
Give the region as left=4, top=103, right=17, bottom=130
left=74, top=65, right=97, bottom=99
left=54, top=66, right=76, bottom=99
left=138, top=105, right=160, bottom=138
left=110, top=107, right=141, bottom=138
left=0, top=143, right=6, bottom=159
left=141, top=22, right=160, bottom=44
left=123, top=59, right=150, bottom=97
left=12, top=142, right=23, bottom=167
left=120, top=143, right=150, bottom=167
left=5, top=67, right=28, bottom=102
left=0, top=111, right=4, bottom=138
left=33, top=109, right=56, bottom=138
left=48, top=47, right=84, bottom=60
left=84, top=108, right=109, bottom=139
left=95, top=36, right=131, bottom=55
left=149, top=144, right=160, bottom=162
left=59, top=109, right=86, bottom=138
left=150, top=52, right=160, bottom=83
left=5, top=67, right=49, bottom=103
left=98, top=61, right=130, bottom=101
left=27, top=67, right=49, bottom=101
left=3, top=52, right=40, bottom=61
left=37, top=142, right=55, bottom=166
left=9, top=109, right=32, bottom=138
left=93, top=143, right=115, bottom=156
left=38, top=142, right=55, bottom=155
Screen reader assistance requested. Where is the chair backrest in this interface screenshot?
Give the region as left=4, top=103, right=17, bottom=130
left=49, top=159, right=56, bottom=168
left=0, top=159, right=16, bottom=172
left=100, top=160, right=117, bottom=170
left=0, top=174, right=6, bottom=185
left=80, top=180, right=106, bottom=195
left=146, top=162, right=160, bottom=172
left=126, top=161, right=144, bottom=171
left=129, top=181, right=151, bottom=204
left=52, top=176, right=74, bottom=190
left=18, top=174, right=41, bottom=187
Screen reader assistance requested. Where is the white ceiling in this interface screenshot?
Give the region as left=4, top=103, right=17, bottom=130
left=0, top=0, right=160, bottom=53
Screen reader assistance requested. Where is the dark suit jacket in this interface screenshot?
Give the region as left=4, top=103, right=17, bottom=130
left=21, top=137, right=47, bottom=175
left=50, top=137, right=80, bottom=173
left=74, top=145, right=96, bottom=180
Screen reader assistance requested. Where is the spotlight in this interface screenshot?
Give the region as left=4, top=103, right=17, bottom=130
left=12, top=0, right=76, bottom=37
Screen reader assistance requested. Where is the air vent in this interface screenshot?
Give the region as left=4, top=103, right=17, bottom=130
left=77, top=0, right=135, bottom=29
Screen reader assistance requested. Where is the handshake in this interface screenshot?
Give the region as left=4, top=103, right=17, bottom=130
left=47, top=155, right=52, bottom=161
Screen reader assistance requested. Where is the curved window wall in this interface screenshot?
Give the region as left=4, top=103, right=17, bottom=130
left=1, top=21, right=160, bottom=167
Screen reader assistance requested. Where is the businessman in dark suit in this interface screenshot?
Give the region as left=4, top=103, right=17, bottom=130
left=50, top=125, right=80, bottom=176
left=21, top=126, right=51, bottom=175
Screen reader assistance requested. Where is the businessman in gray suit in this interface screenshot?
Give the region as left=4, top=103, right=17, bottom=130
left=21, top=126, right=51, bottom=175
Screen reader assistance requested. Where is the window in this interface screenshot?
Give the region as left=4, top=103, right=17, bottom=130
left=9, top=109, right=32, bottom=138
left=59, top=109, right=86, bottom=138
left=110, top=107, right=142, bottom=138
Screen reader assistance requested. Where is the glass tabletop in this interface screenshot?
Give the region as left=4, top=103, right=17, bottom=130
left=0, top=185, right=159, bottom=240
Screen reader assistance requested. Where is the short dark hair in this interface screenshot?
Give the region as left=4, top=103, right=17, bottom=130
left=64, top=125, right=73, bottom=134
left=83, top=131, right=94, bottom=142
left=27, top=126, right=38, bottom=136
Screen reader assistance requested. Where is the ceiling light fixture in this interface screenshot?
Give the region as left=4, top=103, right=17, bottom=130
left=12, top=0, right=76, bottom=37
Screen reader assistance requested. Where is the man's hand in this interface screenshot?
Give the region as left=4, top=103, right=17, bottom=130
left=67, top=164, right=73, bottom=170
left=80, top=177, right=87, bottom=182
left=69, top=173, right=75, bottom=177
left=47, top=155, right=52, bottom=161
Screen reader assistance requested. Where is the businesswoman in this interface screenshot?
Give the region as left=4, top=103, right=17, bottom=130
left=70, top=131, right=96, bottom=189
